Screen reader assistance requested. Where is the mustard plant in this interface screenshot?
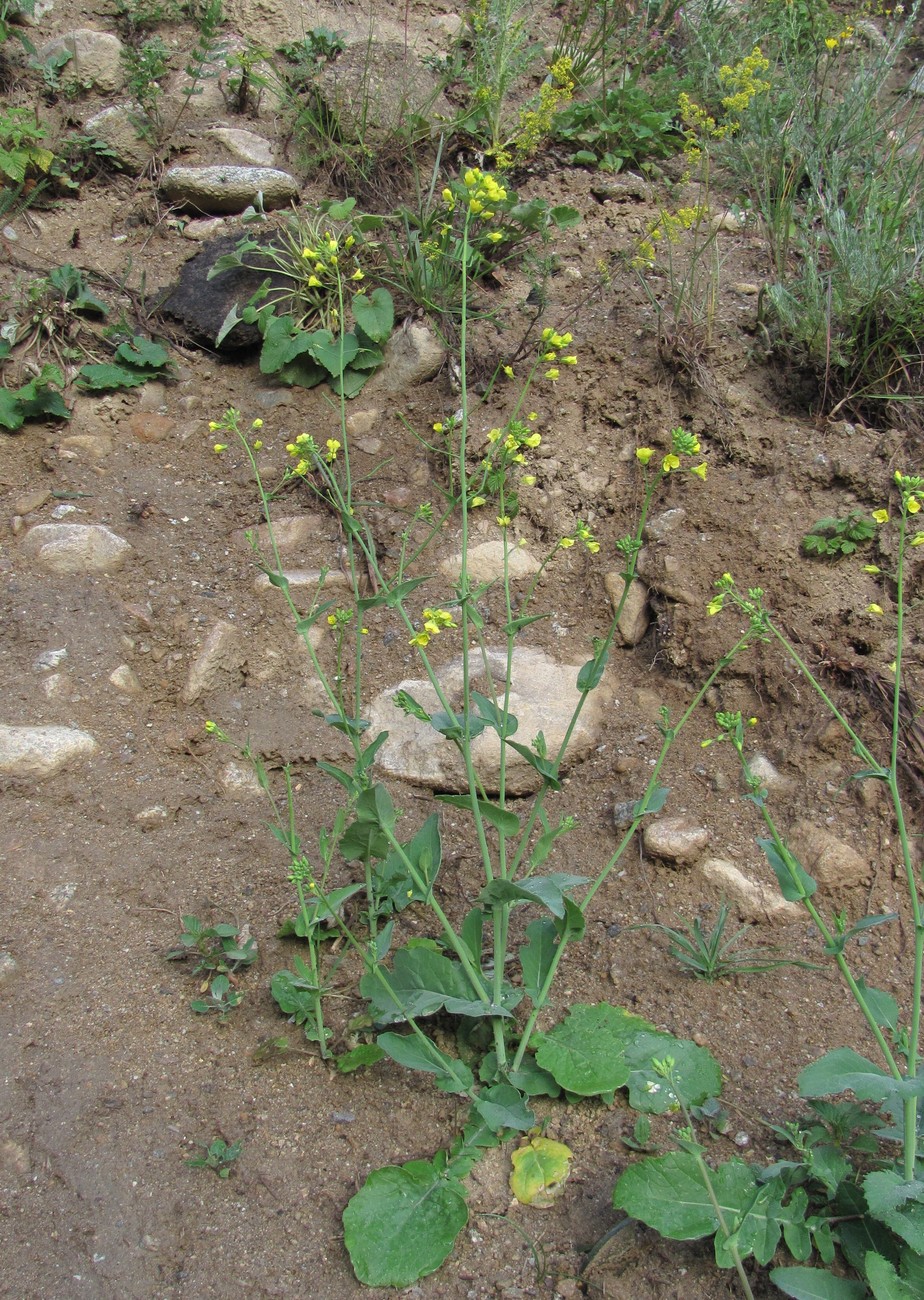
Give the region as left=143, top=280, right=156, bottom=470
left=617, top=472, right=924, bottom=1297
left=204, top=169, right=736, bottom=1287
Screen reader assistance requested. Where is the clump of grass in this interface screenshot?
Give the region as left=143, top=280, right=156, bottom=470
left=627, top=902, right=809, bottom=981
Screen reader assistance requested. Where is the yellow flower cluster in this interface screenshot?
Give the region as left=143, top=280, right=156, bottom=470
left=540, top=326, right=577, bottom=380
left=512, top=57, right=575, bottom=163
left=560, top=520, right=600, bottom=554
left=300, top=228, right=362, bottom=296
left=632, top=205, right=708, bottom=269
left=409, top=607, right=457, bottom=648
left=635, top=427, right=708, bottom=480
left=284, top=431, right=320, bottom=476
left=824, top=26, right=855, bottom=50
left=443, top=167, right=508, bottom=219
left=718, top=47, right=771, bottom=124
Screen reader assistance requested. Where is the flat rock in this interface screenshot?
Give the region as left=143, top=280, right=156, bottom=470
left=109, top=664, right=142, bottom=694
left=40, top=28, right=125, bottom=92
left=160, top=235, right=286, bottom=349
left=182, top=621, right=246, bottom=702
left=787, top=819, right=870, bottom=889
left=220, top=760, right=263, bottom=797
left=22, top=523, right=131, bottom=573
left=748, top=754, right=791, bottom=791
left=604, top=574, right=650, bottom=646
left=254, top=568, right=351, bottom=596
left=206, top=127, right=275, bottom=166
left=643, top=816, right=710, bottom=866
left=369, top=646, right=608, bottom=795
left=700, top=858, right=801, bottom=922
left=440, top=539, right=540, bottom=584
left=369, top=322, right=444, bottom=392
left=0, top=724, right=97, bottom=777
left=237, top=515, right=327, bottom=553
left=160, top=165, right=299, bottom=215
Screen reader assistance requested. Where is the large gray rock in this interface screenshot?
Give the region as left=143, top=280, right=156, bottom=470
left=643, top=816, right=710, bottom=866
left=160, top=165, right=299, bottom=214
left=22, top=523, right=131, bottom=573
left=369, top=646, right=607, bottom=795
left=439, top=539, right=541, bottom=584
left=83, top=104, right=152, bottom=173
left=787, top=820, right=870, bottom=889
left=700, top=858, right=801, bottom=923
left=0, top=725, right=97, bottom=778
left=370, top=322, right=444, bottom=392
left=40, top=29, right=125, bottom=93
left=316, top=41, right=452, bottom=141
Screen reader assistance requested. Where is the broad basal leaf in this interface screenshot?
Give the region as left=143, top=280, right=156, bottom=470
left=534, top=1002, right=654, bottom=1096
left=613, top=1150, right=756, bottom=1241
left=343, top=1158, right=469, bottom=1286
left=625, top=1031, right=723, bottom=1114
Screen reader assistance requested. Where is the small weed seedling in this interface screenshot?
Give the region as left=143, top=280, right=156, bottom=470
left=801, top=511, right=875, bottom=558
left=628, top=901, right=811, bottom=982
left=190, top=973, right=243, bottom=1020
left=167, top=914, right=257, bottom=976
left=75, top=336, right=173, bottom=391
left=185, top=1137, right=242, bottom=1178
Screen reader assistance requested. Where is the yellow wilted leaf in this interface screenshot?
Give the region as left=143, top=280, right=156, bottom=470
left=510, top=1137, right=573, bottom=1207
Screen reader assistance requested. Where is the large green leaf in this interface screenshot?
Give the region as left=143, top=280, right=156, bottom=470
left=352, top=286, right=394, bottom=342
left=864, top=1172, right=924, bottom=1252
left=758, top=836, right=817, bottom=901
left=866, top=1251, right=917, bottom=1300
left=479, top=872, right=587, bottom=920
left=375, top=813, right=442, bottom=910
left=769, top=1266, right=866, bottom=1299
left=625, top=1032, right=723, bottom=1114
left=361, top=944, right=497, bottom=1023
left=613, top=1150, right=756, bottom=1240
left=438, top=794, right=520, bottom=837
left=520, top=918, right=558, bottom=1004
left=534, top=1003, right=654, bottom=1096
left=343, top=1158, right=468, bottom=1286
left=472, top=1083, right=535, bottom=1132
left=377, top=1031, right=474, bottom=1094
left=800, top=1049, right=914, bottom=1103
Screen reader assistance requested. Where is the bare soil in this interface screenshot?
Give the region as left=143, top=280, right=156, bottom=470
left=1, top=5, right=921, bottom=1298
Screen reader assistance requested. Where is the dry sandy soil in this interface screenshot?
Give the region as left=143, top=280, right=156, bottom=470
left=1, top=3, right=922, bottom=1297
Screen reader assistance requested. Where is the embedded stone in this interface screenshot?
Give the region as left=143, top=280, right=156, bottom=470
left=0, top=725, right=97, bottom=777
left=109, top=664, right=142, bottom=694
left=40, top=29, right=125, bottom=92
left=371, top=322, right=444, bottom=391
left=604, top=574, right=650, bottom=646
left=700, top=858, right=801, bottom=922
left=643, top=816, right=710, bottom=866
left=369, top=647, right=608, bottom=795
left=787, top=820, right=870, bottom=889
left=206, top=127, right=275, bottom=166
left=160, top=165, right=299, bottom=214
left=22, top=523, right=132, bottom=573
left=182, top=621, right=245, bottom=702
left=83, top=104, right=152, bottom=172
left=440, top=539, right=541, bottom=584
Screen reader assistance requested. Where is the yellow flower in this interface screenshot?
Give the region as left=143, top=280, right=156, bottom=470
left=307, top=275, right=322, bottom=288
left=497, top=515, right=511, bottom=527
left=487, top=230, right=503, bottom=242
left=521, top=474, right=536, bottom=486
left=251, top=418, right=263, bottom=429
left=527, top=411, right=538, bottom=421
left=636, top=447, right=654, bottom=465
left=433, top=422, right=444, bottom=434
left=559, top=537, right=575, bottom=549
left=872, top=509, right=889, bottom=524
left=409, top=630, right=430, bottom=647
left=691, top=462, right=708, bottom=480
left=503, top=365, right=514, bottom=378
left=662, top=453, right=681, bottom=472
left=208, top=420, right=220, bottom=431
left=213, top=443, right=227, bottom=453
left=351, top=269, right=364, bottom=281
left=253, top=440, right=263, bottom=450
left=545, top=368, right=560, bottom=380
left=327, top=613, right=337, bottom=626
left=912, top=533, right=924, bottom=547
left=908, top=496, right=920, bottom=514
left=825, top=36, right=838, bottom=49
left=707, top=596, right=724, bottom=616
left=325, top=439, right=341, bottom=462
left=562, top=355, right=577, bottom=365
left=586, top=540, right=600, bottom=553
left=864, top=564, right=881, bottom=573
left=302, top=247, right=315, bottom=258
left=866, top=603, right=884, bottom=616
left=470, top=495, right=486, bottom=507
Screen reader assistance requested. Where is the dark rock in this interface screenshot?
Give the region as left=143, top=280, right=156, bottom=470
left=158, top=236, right=281, bottom=351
